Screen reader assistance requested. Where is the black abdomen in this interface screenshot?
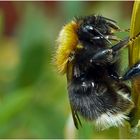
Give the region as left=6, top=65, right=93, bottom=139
left=68, top=65, right=133, bottom=122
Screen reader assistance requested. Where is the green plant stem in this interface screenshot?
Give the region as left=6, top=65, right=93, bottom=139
left=129, top=1, right=140, bottom=129
left=119, top=1, right=140, bottom=139
left=119, top=122, right=131, bottom=139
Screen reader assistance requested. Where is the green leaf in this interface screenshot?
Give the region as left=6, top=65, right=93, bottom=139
left=15, top=42, right=46, bottom=88
left=14, top=4, right=47, bottom=88
left=0, top=88, right=32, bottom=125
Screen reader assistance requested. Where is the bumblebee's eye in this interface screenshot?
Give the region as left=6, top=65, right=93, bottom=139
left=83, top=25, right=94, bottom=34
left=77, top=25, right=94, bottom=41
left=85, top=25, right=93, bottom=31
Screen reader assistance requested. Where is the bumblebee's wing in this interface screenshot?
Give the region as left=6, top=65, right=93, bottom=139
left=66, top=62, right=82, bottom=129
left=70, top=101, right=82, bottom=129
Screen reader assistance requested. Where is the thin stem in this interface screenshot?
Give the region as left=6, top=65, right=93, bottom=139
left=119, top=1, right=140, bottom=138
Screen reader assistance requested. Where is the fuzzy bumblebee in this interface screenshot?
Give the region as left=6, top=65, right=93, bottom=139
left=54, top=15, right=140, bottom=130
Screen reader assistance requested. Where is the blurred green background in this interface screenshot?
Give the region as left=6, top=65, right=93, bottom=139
left=0, top=1, right=134, bottom=138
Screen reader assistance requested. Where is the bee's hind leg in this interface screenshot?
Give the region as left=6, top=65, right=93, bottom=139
left=123, top=61, right=140, bottom=81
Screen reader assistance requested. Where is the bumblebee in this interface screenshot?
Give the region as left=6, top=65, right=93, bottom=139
left=54, top=15, right=140, bottom=130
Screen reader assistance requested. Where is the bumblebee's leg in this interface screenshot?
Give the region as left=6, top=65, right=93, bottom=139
left=92, top=31, right=140, bottom=64
left=90, top=37, right=129, bottom=64
left=111, top=37, right=129, bottom=51
left=123, top=61, right=140, bottom=81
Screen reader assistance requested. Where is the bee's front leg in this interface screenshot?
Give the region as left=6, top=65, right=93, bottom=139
left=90, top=48, right=116, bottom=64
left=90, top=37, right=129, bottom=64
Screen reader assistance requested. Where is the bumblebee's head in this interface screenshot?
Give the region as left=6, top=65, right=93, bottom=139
left=77, top=15, right=121, bottom=44
left=54, top=15, right=121, bottom=74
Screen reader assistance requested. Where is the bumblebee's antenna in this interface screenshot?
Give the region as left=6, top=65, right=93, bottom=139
left=93, top=28, right=112, bottom=45
left=101, top=16, right=117, bottom=23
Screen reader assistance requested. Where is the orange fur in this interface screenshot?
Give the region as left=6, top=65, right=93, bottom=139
left=54, top=20, right=79, bottom=74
